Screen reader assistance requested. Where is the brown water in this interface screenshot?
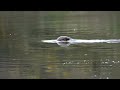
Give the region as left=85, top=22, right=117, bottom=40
left=0, top=11, right=120, bottom=79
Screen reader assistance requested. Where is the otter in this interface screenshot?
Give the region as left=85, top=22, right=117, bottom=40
left=57, top=36, right=71, bottom=42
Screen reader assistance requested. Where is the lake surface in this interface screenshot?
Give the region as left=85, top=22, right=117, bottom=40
left=0, top=11, right=120, bottom=79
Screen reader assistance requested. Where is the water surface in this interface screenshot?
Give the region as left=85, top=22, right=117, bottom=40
left=0, top=11, right=120, bottom=79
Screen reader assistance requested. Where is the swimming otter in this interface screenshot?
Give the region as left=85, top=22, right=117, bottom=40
left=57, top=36, right=71, bottom=41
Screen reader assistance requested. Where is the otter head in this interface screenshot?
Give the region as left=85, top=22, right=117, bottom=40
left=57, top=36, right=71, bottom=42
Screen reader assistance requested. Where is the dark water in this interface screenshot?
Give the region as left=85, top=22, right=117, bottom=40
left=0, top=11, right=120, bottom=79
